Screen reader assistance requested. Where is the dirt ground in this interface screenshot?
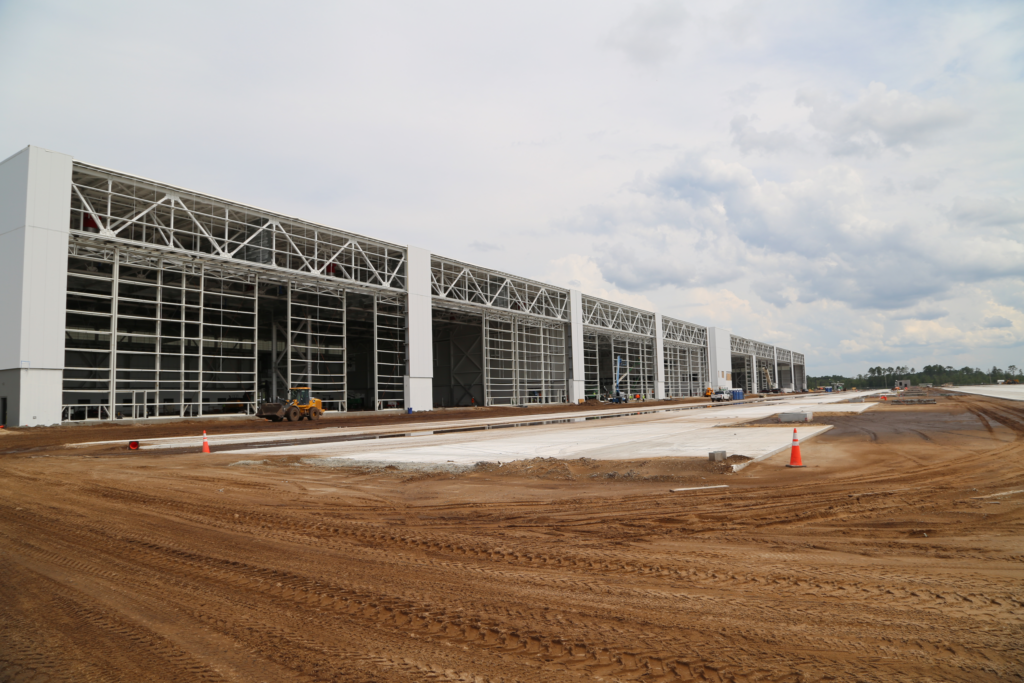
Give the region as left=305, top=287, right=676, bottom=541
left=1, top=392, right=1022, bottom=682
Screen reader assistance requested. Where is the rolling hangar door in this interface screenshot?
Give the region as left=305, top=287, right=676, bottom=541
left=429, top=257, right=570, bottom=407
left=62, top=243, right=408, bottom=420
left=64, top=160, right=411, bottom=420
left=661, top=317, right=709, bottom=398
left=431, top=306, right=567, bottom=407
left=483, top=313, right=567, bottom=405
left=432, top=308, right=485, bottom=408
left=259, top=283, right=405, bottom=413
left=730, top=354, right=754, bottom=394
left=582, top=331, right=655, bottom=400
left=663, top=343, right=708, bottom=397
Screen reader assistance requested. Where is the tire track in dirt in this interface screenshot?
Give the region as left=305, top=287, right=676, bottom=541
left=1, top=394, right=1022, bottom=682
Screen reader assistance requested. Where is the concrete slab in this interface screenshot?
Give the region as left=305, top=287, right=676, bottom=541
left=943, top=385, right=1024, bottom=402
left=72, top=390, right=880, bottom=451
left=217, top=406, right=835, bottom=467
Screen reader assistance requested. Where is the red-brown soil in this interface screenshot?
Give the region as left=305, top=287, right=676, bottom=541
left=1, top=393, right=1021, bottom=682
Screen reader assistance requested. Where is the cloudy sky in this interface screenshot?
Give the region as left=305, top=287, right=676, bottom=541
left=2, top=0, right=1022, bottom=375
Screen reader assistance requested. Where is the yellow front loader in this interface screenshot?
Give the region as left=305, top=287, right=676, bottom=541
left=257, top=387, right=324, bottom=422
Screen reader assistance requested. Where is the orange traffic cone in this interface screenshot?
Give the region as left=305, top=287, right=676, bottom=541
left=786, top=428, right=805, bottom=468
left=202, top=430, right=211, bottom=454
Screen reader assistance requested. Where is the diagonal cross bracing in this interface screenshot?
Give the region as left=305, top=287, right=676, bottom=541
left=69, top=163, right=407, bottom=293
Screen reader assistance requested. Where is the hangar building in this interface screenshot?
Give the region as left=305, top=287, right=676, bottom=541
left=0, top=146, right=806, bottom=427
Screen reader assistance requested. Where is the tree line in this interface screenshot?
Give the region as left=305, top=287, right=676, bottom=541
left=809, top=364, right=1022, bottom=389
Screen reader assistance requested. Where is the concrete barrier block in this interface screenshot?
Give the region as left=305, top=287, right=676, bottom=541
left=708, top=450, right=727, bottom=462
left=779, top=412, right=812, bottom=423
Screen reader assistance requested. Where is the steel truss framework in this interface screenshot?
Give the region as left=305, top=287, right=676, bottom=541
left=581, top=331, right=655, bottom=400
left=431, top=257, right=569, bottom=321
left=63, top=241, right=259, bottom=421
left=482, top=311, right=566, bottom=405
left=581, top=295, right=655, bottom=336
left=375, top=295, right=407, bottom=409
left=63, top=236, right=407, bottom=420
left=664, top=343, right=708, bottom=398
left=69, top=164, right=407, bottom=293
left=662, top=316, right=708, bottom=346
left=58, top=163, right=805, bottom=415
left=730, top=334, right=777, bottom=361
left=611, top=337, right=654, bottom=398
left=288, top=282, right=346, bottom=411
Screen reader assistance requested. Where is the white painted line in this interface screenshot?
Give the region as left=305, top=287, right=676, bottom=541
left=971, top=489, right=1024, bottom=500
left=669, top=485, right=729, bottom=492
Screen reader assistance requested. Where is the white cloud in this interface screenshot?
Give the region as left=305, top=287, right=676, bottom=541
left=1, top=1, right=1021, bottom=377
left=796, top=82, right=971, bottom=157
left=604, top=0, right=689, bottom=66
left=983, top=315, right=1013, bottom=328
left=891, top=308, right=948, bottom=322
left=729, top=115, right=802, bottom=155
left=543, top=254, right=655, bottom=311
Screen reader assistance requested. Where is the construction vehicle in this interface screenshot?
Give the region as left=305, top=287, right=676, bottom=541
left=704, top=387, right=714, bottom=398
left=257, top=387, right=324, bottom=422
left=710, top=389, right=732, bottom=403
left=831, top=382, right=844, bottom=392
left=759, top=366, right=779, bottom=394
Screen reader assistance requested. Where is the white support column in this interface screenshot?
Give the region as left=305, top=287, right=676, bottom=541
left=0, top=146, right=72, bottom=426
left=567, top=289, right=585, bottom=403
left=773, top=346, right=779, bottom=391
left=706, top=327, right=733, bottom=391
left=653, top=313, right=666, bottom=400
left=750, top=353, right=758, bottom=394
left=404, top=245, right=433, bottom=411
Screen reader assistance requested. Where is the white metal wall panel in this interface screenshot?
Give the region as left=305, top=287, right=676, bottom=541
left=568, top=289, right=585, bottom=402
left=0, top=146, right=72, bottom=425
left=0, top=148, right=30, bottom=371
left=0, top=229, right=25, bottom=371
left=707, top=327, right=733, bottom=390
left=654, top=312, right=666, bottom=399
left=708, top=327, right=733, bottom=389
left=406, top=245, right=433, bottom=409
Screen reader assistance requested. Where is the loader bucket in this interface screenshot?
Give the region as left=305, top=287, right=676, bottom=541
left=257, top=403, right=286, bottom=420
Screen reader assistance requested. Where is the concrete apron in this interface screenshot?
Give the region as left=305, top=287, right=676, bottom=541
left=72, top=390, right=880, bottom=452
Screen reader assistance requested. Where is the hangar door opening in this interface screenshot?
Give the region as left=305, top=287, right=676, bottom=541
left=432, top=309, right=484, bottom=408
left=663, top=343, right=708, bottom=397
left=483, top=314, right=567, bottom=405
left=778, top=363, right=794, bottom=390
left=255, top=284, right=405, bottom=413
left=340, top=291, right=406, bottom=411
left=731, top=355, right=754, bottom=394
left=582, top=332, right=654, bottom=400
left=756, top=358, right=777, bottom=391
